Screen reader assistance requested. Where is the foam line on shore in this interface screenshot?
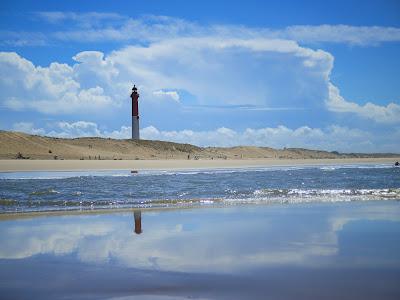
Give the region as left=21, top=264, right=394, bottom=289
left=0, top=157, right=399, bottom=172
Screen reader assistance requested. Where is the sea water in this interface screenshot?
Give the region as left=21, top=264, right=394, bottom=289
left=1, top=163, right=399, bottom=213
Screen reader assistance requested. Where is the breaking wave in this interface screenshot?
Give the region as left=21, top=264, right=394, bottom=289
left=1, top=188, right=399, bottom=213
left=29, top=189, right=60, bottom=196
left=1, top=165, right=399, bottom=213
left=247, top=188, right=400, bottom=203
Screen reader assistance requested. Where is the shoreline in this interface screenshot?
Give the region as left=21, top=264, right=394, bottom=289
left=0, top=199, right=394, bottom=221
left=0, top=205, right=212, bottom=221
left=0, top=157, right=398, bottom=172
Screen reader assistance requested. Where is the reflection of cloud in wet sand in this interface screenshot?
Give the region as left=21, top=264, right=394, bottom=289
left=0, top=204, right=399, bottom=272
left=0, top=217, right=114, bottom=259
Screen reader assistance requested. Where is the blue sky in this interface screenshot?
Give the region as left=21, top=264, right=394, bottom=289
left=0, top=0, right=399, bottom=152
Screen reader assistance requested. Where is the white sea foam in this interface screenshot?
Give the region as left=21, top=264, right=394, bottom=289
left=248, top=188, right=400, bottom=204
left=29, top=189, right=60, bottom=196
left=0, top=170, right=131, bottom=180
left=320, top=166, right=336, bottom=171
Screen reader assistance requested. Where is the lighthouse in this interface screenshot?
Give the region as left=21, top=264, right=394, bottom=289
left=130, top=85, right=140, bottom=139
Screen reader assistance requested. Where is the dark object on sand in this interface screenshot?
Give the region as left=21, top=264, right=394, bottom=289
left=395, top=161, right=399, bottom=166
left=131, top=170, right=139, bottom=174
left=16, top=152, right=29, bottom=159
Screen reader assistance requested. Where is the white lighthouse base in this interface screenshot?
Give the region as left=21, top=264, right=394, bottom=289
left=132, top=117, right=140, bottom=140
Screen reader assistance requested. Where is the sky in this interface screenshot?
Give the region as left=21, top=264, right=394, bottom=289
left=0, top=0, right=399, bottom=152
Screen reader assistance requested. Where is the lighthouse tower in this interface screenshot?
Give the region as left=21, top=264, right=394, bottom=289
left=130, top=85, right=140, bottom=140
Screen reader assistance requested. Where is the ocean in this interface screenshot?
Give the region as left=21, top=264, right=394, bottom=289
left=1, top=163, right=399, bottom=213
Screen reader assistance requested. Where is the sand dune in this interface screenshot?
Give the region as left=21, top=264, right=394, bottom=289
left=0, top=130, right=398, bottom=162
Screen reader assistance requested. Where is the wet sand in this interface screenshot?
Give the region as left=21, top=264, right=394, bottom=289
left=0, top=157, right=398, bottom=172
left=1, top=202, right=400, bottom=299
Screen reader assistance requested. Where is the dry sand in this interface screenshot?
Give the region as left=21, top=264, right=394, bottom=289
left=1, top=130, right=399, bottom=172
left=0, top=157, right=398, bottom=172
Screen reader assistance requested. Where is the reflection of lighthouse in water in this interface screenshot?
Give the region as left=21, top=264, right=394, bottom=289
left=130, top=85, right=140, bottom=140
left=134, top=210, right=142, bottom=234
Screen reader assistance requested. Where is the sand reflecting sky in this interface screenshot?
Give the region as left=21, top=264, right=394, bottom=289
left=1, top=203, right=400, bottom=272
left=1, top=202, right=400, bottom=299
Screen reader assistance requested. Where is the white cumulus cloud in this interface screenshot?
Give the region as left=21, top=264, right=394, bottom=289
left=50, top=121, right=102, bottom=138
left=327, top=83, right=400, bottom=124
left=1, top=35, right=334, bottom=116
left=1, top=16, right=397, bottom=125
left=0, top=52, right=116, bottom=114
left=12, top=122, right=46, bottom=135
left=140, top=125, right=377, bottom=152
left=12, top=121, right=399, bottom=153
left=1, top=14, right=399, bottom=152
left=152, top=90, right=180, bottom=102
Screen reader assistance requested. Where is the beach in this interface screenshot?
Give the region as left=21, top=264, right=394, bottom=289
left=1, top=161, right=400, bottom=299
left=1, top=202, right=400, bottom=299
left=0, top=157, right=398, bottom=172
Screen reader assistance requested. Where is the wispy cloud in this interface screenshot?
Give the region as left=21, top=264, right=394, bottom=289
left=0, top=30, right=47, bottom=47
left=3, top=13, right=400, bottom=47
left=282, top=25, right=400, bottom=46
left=34, top=11, right=126, bottom=25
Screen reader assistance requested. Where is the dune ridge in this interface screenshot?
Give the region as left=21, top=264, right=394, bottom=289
left=0, top=130, right=398, bottom=161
